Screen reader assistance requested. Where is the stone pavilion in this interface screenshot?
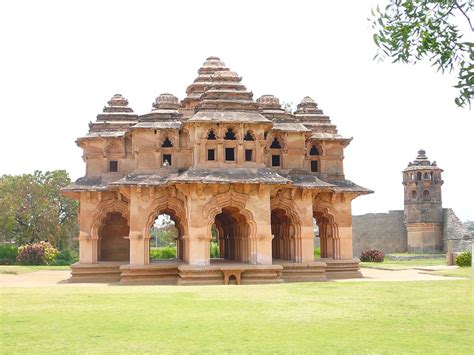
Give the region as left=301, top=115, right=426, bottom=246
left=63, top=57, right=371, bottom=284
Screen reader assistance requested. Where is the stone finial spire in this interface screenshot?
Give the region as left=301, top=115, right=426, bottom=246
left=102, top=94, right=134, bottom=113
left=294, top=96, right=324, bottom=115
left=95, top=94, right=138, bottom=123
left=407, top=149, right=438, bottom=167
left=198, top=56, right=228, bottom=75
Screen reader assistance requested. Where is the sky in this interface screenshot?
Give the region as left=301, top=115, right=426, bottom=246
left=0, top=0, right=472, bottom=221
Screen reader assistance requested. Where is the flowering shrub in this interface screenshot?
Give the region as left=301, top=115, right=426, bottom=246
left=455, top=251, right=472, bottom=267
left=360, top=249, right=385, bottom=263
left=16, top=241, right=58, bottom=265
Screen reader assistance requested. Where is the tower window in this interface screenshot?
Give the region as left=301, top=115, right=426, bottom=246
left=225, top=148, right=235, bottom=161
left=162, top=137, right=173, bottom=147
left=163, top=154, right=172, bottom=166
left=310, top=145, right=319, bottom=155
left=207, top=149, right=215, bottom=161
left=411, top=190, right=417, bottom=199
left=244, top=131, right=255, bottom=141
left=311, top=160, right=318, bottom=172
left=270, top=137, right=282, bottom=149
left=272, top=155, right=281, bottom=167
left=224, top=128, right=236, bottom=140
left=207, top=130, right=216, bottom=140
left=109, top=160, right=118, bottom=172
left=423, top=190, right=430, bottom=200
left=417, top=172, right=422, bottom=181
left=245, top=149, right=253, bottom=161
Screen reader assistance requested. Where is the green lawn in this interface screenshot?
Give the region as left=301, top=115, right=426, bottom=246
left=428, top=267, right=473, bottom=278
left=1, top=281, right=473, bottom=353
left=0, top=265, right=70, bottom=274
left=360, top=258, right=447, bottom=269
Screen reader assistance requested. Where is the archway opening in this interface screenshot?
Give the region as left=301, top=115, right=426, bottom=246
left=149, top=211, right=183, bottom=262
left=98, top=212, right=130, bottom=262
left=313, top=217, right=321, bottom=259
left=313, top=210, right=336, bottom=259
left=271, top=208, right=295, bottom=261
left=213, top=207, right=250, bottom=263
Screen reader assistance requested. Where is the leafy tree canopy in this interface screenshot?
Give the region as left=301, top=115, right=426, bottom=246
left=0, top=170, right=78, bottom=249
left=371, top=0, right=473, bottom=107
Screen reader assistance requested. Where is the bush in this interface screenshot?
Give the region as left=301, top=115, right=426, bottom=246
left=456, top=251, right=472, bottom=267
left=210, top=241, right=220, bottom=258
left=314, top=247, right=321, bottom=258
left=16, top=241, right=58, bottom=265
left=51, top=248, right=78, bottom=266
left=150, top=246, right=176, bottom=260
left=0, top=244, right=18, bottom=265
left=360, top=249, right=385, bottom=262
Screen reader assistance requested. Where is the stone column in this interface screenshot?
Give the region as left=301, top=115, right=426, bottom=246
left=248, top=186, right=272, bottom=265
left=128, top=187, right=148, bottom=265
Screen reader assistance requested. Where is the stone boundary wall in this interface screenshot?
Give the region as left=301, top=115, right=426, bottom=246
left=352, top=210, right=407, bottom=257
left=442, top=208, right=471, bottom=252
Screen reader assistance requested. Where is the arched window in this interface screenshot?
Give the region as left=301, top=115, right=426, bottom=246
left=417, top=172, right=422, bottom=181
left=423, top=190, right=430, bottom=200
left=309, top=145, right=319, bottom=156
left=207, top=130, right=216, bottom=140
left=224, top=128, right=236, bottom=140
left=411, top=190, right=417, bottom=199
left=270, top=137, right=282, bottom=149
left=244, top=131, right=255, bottom=141
left=161, top=137, right=173, bottom=148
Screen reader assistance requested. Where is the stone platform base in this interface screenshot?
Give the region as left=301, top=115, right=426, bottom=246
left=120, top=261, right=181, bottom=285
left=322, top=258, right=362, bottom=279
left=69, top=258, right=361, bottom=284
left=274, top=260, right=327, bottom=282
left=69, top=262, right=123, bottom=282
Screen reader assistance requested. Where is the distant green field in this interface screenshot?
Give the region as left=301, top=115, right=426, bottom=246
left=1, top=280, right=472, bottom=353
left=0, top=265, right=70, bottom=274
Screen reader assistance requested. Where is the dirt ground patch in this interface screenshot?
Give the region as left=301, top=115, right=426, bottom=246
left=0, top=267, right=465, bottom=288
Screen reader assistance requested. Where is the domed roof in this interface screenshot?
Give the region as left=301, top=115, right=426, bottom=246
left=257, top=95, right=282, bottom=110
left=152, top=93, right=180, bottom=110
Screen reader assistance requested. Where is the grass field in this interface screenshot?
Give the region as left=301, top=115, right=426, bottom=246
left=1, top=280, right=473, bottom=353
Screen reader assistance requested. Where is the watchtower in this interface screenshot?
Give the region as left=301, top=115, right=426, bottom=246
left=402, top=150, right=444, bottom=252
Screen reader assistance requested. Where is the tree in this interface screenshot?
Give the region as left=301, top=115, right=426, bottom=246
left=0, top=170, right=78, bottom=249
left=370, top=0, right=473, bottom=107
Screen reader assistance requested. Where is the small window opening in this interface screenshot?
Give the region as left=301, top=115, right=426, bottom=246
left=416, top=172, right=422, bottom=181
left=411, top=190, right=417, bottom=199
left=272, top=155, right=281, bottom=167
left=244, top=131, right=254, bottom=141
left=207, top=149, right=215, bottom=161
left=245, top=149, right=253, bottom=162
left=224, top=128, right=236, bottom=140
left=310, top=145, right=319, bottom=155
left=162, top=138, right=173, bottom=147
left=423, top=190, right=430, bottom=199
left=207, top=130, right=216, bottom=140
left=264, top=131, right=269, bottom=140
left=163, top=154, right=172, bottom=166
left=270, top=138, right=282, bottom=149
left=109, top=160, right=118, bottom=172
left=311, top=160, right=318, bottom=172
left=225, top=148, right=235, bottom=161
left=430, top=172, right=434, bottom=181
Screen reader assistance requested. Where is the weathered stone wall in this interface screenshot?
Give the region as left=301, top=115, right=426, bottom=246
left=352, top=210, right=407, bottom=257
left=442, top=208, right=471, bottom=252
